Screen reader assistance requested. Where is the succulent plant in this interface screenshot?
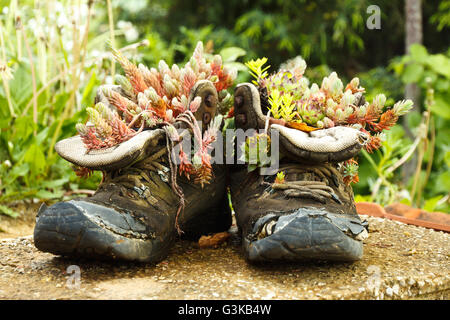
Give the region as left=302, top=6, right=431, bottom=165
left=275, top=171, right=286, bottom=184
left=239, top=132, right=272, bottom=172
left=245, top=56, right=413, bottom=184
left=245, top=56, right=413, bottom=135
left=341, top=159, right=360, bottom=185
left=297, top=91, right=326, bottom=126
left=75, top=42, right=236, bottom=187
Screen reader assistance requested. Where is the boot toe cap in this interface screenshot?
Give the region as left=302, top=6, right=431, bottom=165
left=244, top=207, right=366, bottom=263
left=34, top=200, right=172, bottom=262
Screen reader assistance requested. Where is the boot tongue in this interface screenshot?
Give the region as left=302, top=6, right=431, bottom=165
left=55, top=129, right=165, bottom=171
left=55, top=80, right=218, bottom=172
left=271, top=124, right=368, bottom=163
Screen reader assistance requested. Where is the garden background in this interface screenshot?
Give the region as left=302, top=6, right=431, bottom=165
left=0, top=0, right=449, bottom=218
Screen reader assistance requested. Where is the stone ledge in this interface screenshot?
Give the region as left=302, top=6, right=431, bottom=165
left=0, top=215, right=448, bottom=300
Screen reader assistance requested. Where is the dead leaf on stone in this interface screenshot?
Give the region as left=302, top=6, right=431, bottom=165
left=198, top=232, right=230, bottom=249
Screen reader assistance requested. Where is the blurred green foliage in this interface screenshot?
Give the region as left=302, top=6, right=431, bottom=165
left=0, top=0, right=449, bottom=216
left=117, top=0, right=448, bottom=74
left=354, top=45, right=450, bottom=212
left=0, top=0, right=107, bottom=216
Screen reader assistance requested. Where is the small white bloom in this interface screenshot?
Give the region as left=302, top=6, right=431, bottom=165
left=54, top=1, right=64, bottom=13
left=117, top=20, right=131, bottom=30
left=117, top=20, right=139, bottom=42
left=65, top=40, right=73, bottom=51
left=396, top=189, right=411, bottom=202
left=124, top=28, right=139, bottom=42
left=78, top=4, right=89, bottom=19
left=105, top=76, right=113, bottom=85
left=57, top=12, right=69, bottom=28
left=28, top=18, right=37, bottom=30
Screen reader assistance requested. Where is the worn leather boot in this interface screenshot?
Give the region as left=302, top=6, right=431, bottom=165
left=229, top=83, right=369, bottom=262
left=34, top=80, right=231, bottom=262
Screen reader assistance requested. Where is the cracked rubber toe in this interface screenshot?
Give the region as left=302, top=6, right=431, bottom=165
left=33, top=200, right=173, bottom=262
left=244, top=208, right=367, bottom=262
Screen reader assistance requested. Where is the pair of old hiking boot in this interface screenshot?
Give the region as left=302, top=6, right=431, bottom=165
left=34, top=80, right=368, bottom=263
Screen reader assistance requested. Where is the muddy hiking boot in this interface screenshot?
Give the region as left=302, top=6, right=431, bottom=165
left=34, top=80, right=231, bottom=263
left=229, top=83, right=369, bottom=262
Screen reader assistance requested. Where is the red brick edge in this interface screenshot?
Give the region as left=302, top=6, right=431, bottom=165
left=356, top=202, right=450, bottom=233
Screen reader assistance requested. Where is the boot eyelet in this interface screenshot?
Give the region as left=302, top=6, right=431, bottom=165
left=234, top=95, right=244, bottom=109
left=203, top=112, right=211, bottom=125
left=235, top=113, right=247, bottom=125
left=205, top=94, right=214, bottom=109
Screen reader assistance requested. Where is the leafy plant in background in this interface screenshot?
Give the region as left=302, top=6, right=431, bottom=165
left=390, top=44, right=450, bottom=212
left=430, top=0, right=450, bottom=31
left=0, top=0, right=160, bottom=216
left=355, top=44, right=450, bottom=213
left=0, top=0, right=108, bottom=217
left=136, top=0, right=448, bottom=76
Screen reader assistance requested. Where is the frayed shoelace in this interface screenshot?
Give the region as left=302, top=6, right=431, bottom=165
left=101, top=112, right=221, bottom=235
left=260, top=164, right=343, bottom=205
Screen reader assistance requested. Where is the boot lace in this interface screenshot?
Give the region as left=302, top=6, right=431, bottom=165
left=99, top=112, right=222, bottom=235
left=259, top=163, right=343, bottom=205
